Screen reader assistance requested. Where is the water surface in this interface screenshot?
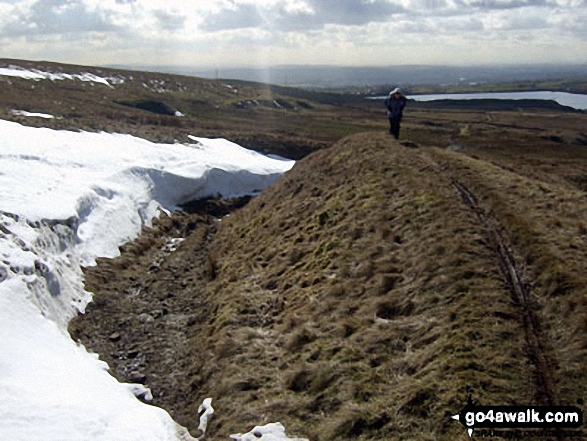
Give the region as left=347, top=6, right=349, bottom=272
left=407, top=91, right=587, bottom=110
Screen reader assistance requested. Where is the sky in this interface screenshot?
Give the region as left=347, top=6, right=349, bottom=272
left=0, top=0, right=586, bottom=69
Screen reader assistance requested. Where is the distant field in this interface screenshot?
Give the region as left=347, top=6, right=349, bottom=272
left=405, top=77, right=587, bottom=96
left=114, top=63, right=587, bottom=91
left=335, top=77, right=587, bottom=97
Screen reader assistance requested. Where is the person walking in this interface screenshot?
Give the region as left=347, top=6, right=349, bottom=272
left=385, top=87, right=407, bottom=139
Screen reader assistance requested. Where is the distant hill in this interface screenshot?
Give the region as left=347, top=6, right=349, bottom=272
left=109, top=63, right=587, bottom=89
left=2, top=59, right=585, bottom=162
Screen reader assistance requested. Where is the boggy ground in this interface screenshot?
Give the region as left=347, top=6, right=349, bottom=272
left=70, top=106, right=587, bottom=440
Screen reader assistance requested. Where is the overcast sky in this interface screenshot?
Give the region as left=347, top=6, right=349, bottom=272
left=0, top=0, right=586, bottom=68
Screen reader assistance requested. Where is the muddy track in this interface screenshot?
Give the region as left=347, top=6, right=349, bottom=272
left=68, top=211, right=220, bottom=434
left=450, top=179, right=557, bottom=406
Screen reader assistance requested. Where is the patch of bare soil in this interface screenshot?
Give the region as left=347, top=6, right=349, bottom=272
left=68, top=211, right=218, bottom=433
left=70, top=121, right=587, bottom=440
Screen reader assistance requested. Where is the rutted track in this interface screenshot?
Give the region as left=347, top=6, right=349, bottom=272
left=451, top=179, right=557, bottom=406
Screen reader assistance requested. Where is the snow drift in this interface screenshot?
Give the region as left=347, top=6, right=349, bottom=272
left=0, top=119, right=297, bottom=441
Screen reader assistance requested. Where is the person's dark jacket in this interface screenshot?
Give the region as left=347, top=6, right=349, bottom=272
left=385, top=94, right=407, bottom=120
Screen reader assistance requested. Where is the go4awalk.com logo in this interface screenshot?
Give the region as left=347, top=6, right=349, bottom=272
left=451, top=391, right=583, bottom=438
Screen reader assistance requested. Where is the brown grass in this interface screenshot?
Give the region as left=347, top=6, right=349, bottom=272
left=181, top=133, right=554, bottom=439
left=0, top=58, right=384, bottom=159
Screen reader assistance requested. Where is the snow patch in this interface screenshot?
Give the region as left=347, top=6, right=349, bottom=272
left=0, top=119, right=295, bottom=441
left=11, top=109, right=55, bottom=119
left=198, top=398, right=214, bottom=435
left=0, top=65, right=123, bottom=87
left=230, top=422, right=309, bottom=441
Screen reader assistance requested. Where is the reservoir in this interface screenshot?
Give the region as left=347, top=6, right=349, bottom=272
left=406, top=91, right=587, bottom=111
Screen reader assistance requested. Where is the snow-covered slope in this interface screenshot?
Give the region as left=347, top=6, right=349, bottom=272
left=0, top=65, right=123, bottom=86
left=0, top=119, right=296, bottom=441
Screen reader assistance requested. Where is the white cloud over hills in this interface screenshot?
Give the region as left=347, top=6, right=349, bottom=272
left=0, top=0, right=585, bottom=67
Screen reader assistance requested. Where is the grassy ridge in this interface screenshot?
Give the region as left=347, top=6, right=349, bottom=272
left=186, top=134, right=586, bottom=439
left=195, top=134, right=529, bottom=439
left=71, top=125, right=587, bottom=439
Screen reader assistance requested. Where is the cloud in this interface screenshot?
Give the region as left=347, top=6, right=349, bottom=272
left=486, top=8, right=549, bottom=30
left=397, top=15, right=485, bottom=33
left=456, top=0, right=550, bottom=9
left=304, top=0, right=404, bottom=25
left=153, top=9, right=186, bottom=31
left=200, top=0, right=405, bottom=33
left=1, top=0, right=118, bottom=37
left=0, top=0, right=585, bottom=67
left=408, top=0, right=450, bottom=9
left=200, top=3, right=264, bottom=32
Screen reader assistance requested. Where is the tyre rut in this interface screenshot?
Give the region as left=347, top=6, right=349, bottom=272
left=412, top=145, right=558, bottom=408
left=450, top=179, right=557, bottom=406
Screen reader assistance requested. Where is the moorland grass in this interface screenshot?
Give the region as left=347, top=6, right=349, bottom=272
left=184, top=134, right=556, bottom=439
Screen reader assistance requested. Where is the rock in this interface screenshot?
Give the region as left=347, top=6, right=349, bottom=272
left=138, top=313, right=155, bottom=324
left=128, top=372, right=147, bottom=384
left=127, top=349, right=140, bottom=359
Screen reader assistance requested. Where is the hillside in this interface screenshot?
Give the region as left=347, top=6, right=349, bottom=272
left=4, top=58, right=587, bottom=439
left=70, top=126, right=587, bottom=439
left=4, top=59, right=582, bottom=161
left=0, top=59, right=378, bottom=159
